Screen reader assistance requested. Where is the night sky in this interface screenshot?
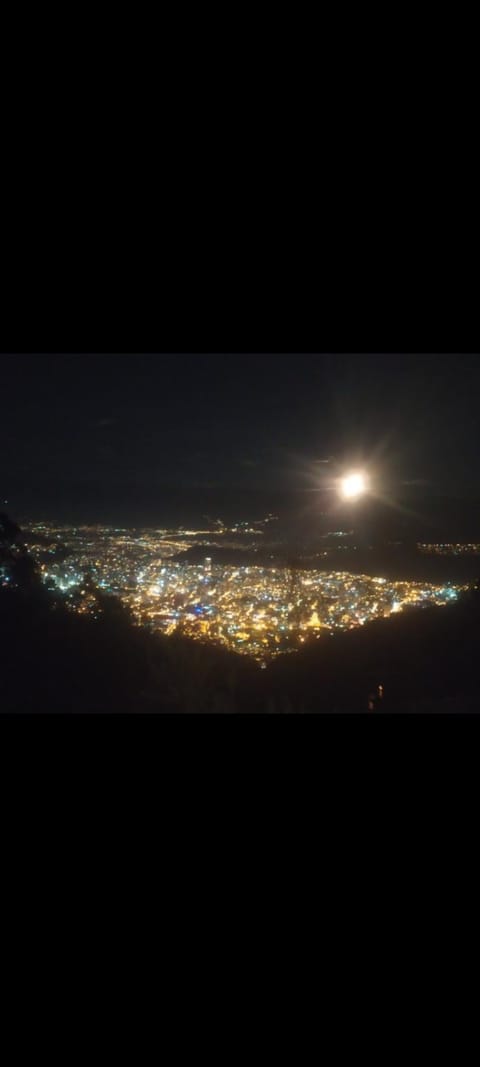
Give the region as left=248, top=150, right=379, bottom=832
left=2, top=354, right=480, bottom=523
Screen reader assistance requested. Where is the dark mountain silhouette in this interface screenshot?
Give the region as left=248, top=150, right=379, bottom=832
left=11, top=483, right=480, bottom=539
left=265, top=584, right=480, bottom=713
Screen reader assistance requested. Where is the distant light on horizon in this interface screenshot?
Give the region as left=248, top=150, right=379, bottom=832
left=339, top=472, right=368, bottom=501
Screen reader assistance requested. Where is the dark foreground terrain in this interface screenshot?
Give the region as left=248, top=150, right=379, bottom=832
left=2, top=514, right=480, bottom=712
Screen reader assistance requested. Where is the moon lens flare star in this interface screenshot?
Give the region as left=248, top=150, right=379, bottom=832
left=339, top=472, right=368, bottom=501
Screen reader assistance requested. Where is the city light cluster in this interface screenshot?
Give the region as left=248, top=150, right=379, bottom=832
left=418, top=543, right=480, bottom=556
left=22, top=521, right=470, bottom=666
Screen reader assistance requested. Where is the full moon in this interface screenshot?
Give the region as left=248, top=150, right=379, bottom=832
left=340, top=472, right=367, bottom=500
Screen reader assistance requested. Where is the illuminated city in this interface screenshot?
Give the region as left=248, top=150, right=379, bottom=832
left=418, top=543, right=480, bottom=556
left=21, top=519, right=471, bottom=666
left=3, top=352, right=480, bottom=715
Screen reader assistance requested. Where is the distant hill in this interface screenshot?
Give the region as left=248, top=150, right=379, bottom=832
left=12, top=483, right=480, bottom=541
left=171, top=542, right=480, bottom=584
